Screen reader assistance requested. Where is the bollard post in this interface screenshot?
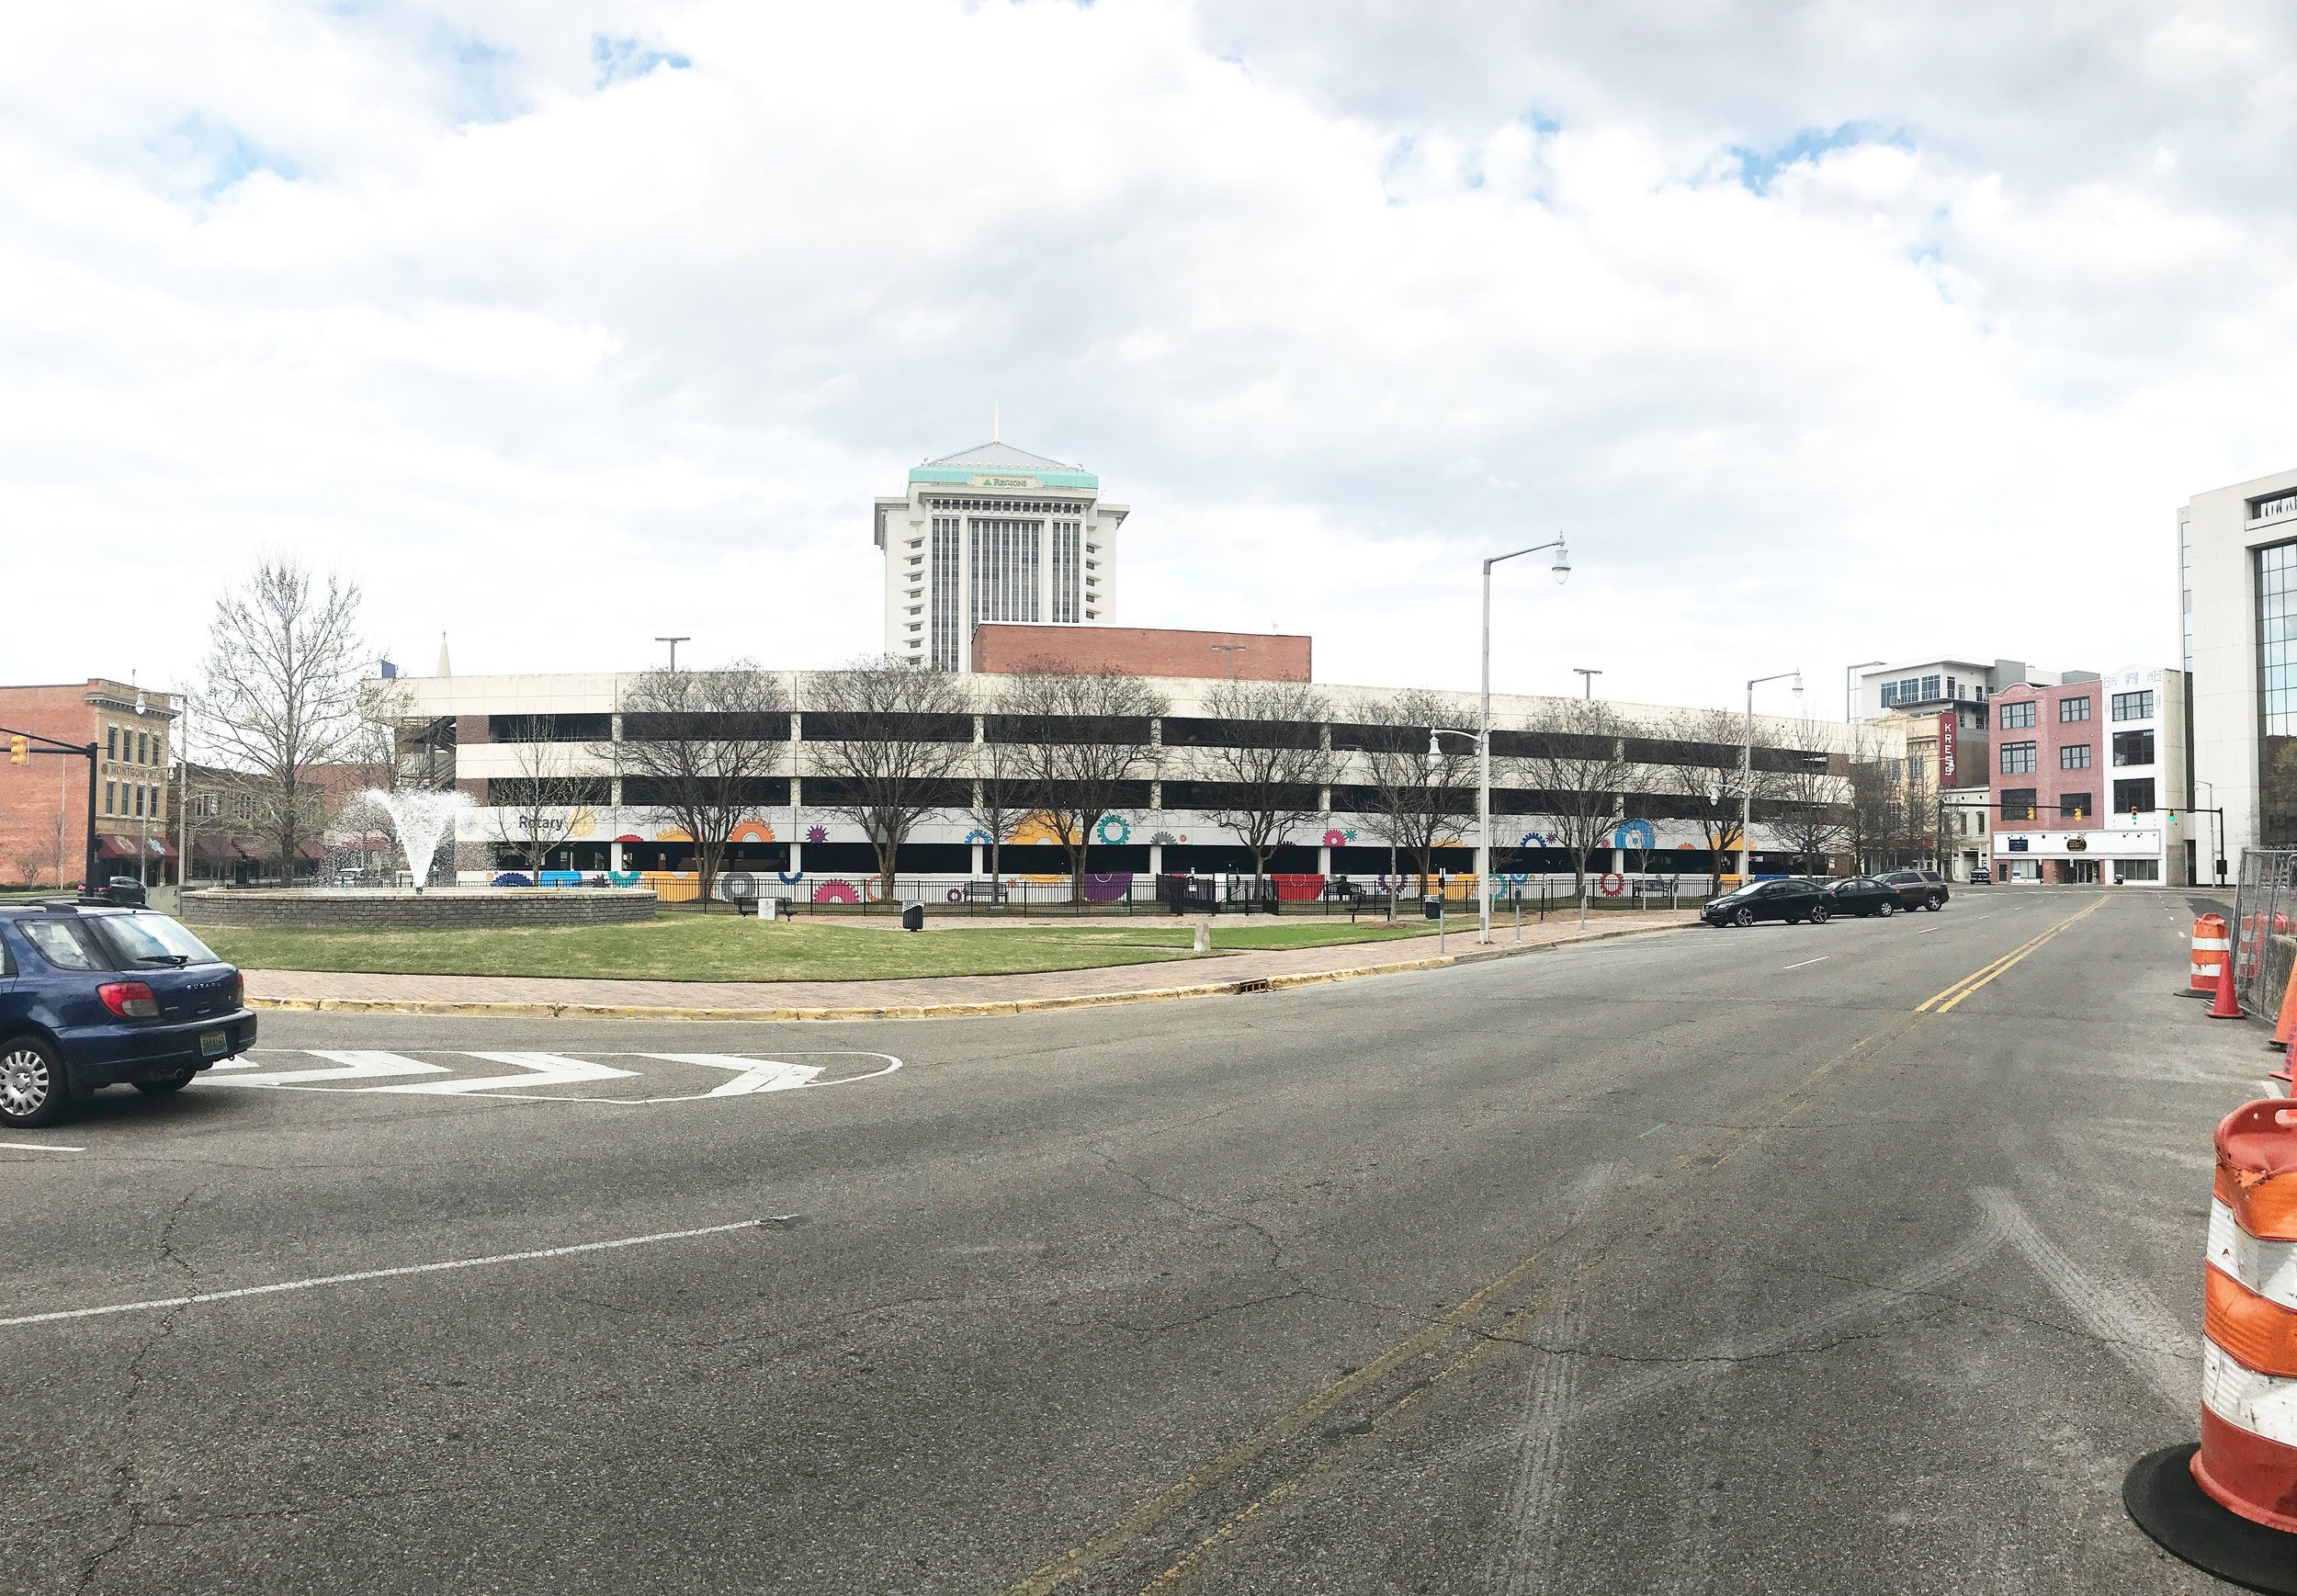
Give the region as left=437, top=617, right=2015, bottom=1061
left=1438, top=898, right=1445, bottom=954
left=1515, top=893, right=1522, bottom=943
left=1193, top=919, right=1210, bottom=955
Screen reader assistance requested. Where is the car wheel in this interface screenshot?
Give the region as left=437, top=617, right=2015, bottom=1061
left=1810, top=904, right=1829, bottom=924
left=0, top=1036, right=69, bottom=1129
left=1876, top=899, right=1895, bottom=917
left=135, top=1066, right=198, bottom=1096
left=1927, top=893, right=1943, bottom=911
left=1733, top=907, right=1754, bottom=928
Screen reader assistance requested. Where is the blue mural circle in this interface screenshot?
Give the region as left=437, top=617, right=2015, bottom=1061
left=1612, top=820, right=1658, bottom=852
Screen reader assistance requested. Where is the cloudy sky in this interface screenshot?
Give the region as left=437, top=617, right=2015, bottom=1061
left=6, top=1, right=2293, bottom=718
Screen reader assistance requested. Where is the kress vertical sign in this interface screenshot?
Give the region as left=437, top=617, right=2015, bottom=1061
left=1938, top=712, right=1956, bottom=781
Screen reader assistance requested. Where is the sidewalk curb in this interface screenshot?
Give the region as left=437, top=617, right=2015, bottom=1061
left=245, top=917, right=1697, bottom=1024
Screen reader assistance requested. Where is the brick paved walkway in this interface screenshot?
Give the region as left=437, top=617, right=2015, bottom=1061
left=245, top=910, right=1698, bottom=1014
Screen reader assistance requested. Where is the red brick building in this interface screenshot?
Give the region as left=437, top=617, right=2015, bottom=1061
left=970, top=624, right=1311, bottom=681
left=0, top=679, right=180, bottom=888
left=1986, top=668, right=2185, bottom=885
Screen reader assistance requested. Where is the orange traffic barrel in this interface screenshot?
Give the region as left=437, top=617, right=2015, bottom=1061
left=2194, top=914, right=2232, bottom=995
left=2124, top=1100, right=2297, bottom=1590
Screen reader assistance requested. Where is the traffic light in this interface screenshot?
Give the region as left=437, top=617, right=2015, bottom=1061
left=7, top=734, right=25, bottom=764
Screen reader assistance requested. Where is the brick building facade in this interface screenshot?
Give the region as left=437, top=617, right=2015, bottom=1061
left=970, top=624, right=1311, bottom=682
left=1987, top=665, right=2188, bottom=886
left=0, top=679, right=179, bottom=888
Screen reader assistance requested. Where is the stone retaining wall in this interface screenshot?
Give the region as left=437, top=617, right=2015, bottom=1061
left=182, top=889, right=659, bottom=930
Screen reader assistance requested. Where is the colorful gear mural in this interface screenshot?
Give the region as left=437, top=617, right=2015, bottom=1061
left=1612, top=820, right=1658, bottom=852
left=806, top=825, right=828, bottom=844
left=1094, top=815, right=1130, bottom=845
left=812, top=880, right=857, bottom=903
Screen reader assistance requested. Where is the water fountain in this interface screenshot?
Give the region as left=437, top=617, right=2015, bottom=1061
left=356, top=787, right=470, bottom=892
left=177, top=787, right=657, bottom=930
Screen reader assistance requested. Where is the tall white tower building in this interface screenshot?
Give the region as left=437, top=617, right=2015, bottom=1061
left=873, top=440, right=1126, bottom=671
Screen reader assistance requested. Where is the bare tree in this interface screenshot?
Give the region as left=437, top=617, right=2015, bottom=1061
left=963, top=696, right=1033, bottom=889
left=617, top=663, right=789, bottom=911
left=1001, top=667, right=1168, bottom=900
left=1657, top=707, right=1778, bottom=895
left=198, top=557, right=367, bottom=884
left=1516, top=698, right=1645, bottom=903
left=15, top=842, right=48, bottom=886
left=1189, top=680, right=1336, bottom=902
left=490, top=735, right=607, bottom=882
left=803, top=660, right=977, bottom=901
left=1843, top=727, right=1895, bottom=873
left=1344, top=688, right=1477, bottom=892
left=1767, top=742, right=1847, bottom=876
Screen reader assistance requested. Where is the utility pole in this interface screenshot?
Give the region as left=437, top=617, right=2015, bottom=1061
left=1573, top=668, right=1601, bottom=700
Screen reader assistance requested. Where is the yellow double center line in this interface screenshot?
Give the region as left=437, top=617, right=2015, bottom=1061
left=1917, top=895, right=2110, bottom=1013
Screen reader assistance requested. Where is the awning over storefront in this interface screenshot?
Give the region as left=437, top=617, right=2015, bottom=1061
left=96, top=834, right=178, bottom=860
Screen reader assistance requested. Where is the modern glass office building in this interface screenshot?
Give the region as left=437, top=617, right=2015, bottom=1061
left=2182, top=465, right=2297, bottom=864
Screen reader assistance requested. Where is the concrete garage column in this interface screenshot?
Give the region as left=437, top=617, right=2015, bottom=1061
left=1318, top=845, right=1330, bottom=874
left=972, top=843, right=984, bottom=875
left=1149, top=843, right=1163, bottom=876
left=609, top=841, right=622, bottom=873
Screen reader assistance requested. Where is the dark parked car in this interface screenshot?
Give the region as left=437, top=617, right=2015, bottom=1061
left=1825, top=877, right=1905, bottom=918
left=1878, top=868, right=1951, bottom=911
left=1701, top=877, right=1830, bottom=927
left=0, top=903, right=256, bottom=1129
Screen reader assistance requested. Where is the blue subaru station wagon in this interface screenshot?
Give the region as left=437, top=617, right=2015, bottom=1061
left=0, top=902, right=256, bottom=1129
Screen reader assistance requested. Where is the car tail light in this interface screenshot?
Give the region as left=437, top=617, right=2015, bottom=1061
left=228, top=971, right=243, bottom=1009
left=98, top=981, right=160, bottom=1019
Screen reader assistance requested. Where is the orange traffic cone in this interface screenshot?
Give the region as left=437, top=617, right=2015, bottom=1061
left=2125, top=1100, right=2297, bottom=1589
left=2274, top=974, right=2297, bottom=1051
left=2212, top=956, right=2245, bottom=1020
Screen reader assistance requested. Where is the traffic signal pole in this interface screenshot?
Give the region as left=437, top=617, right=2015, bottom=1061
left=4, top=725, right=100, bottom=889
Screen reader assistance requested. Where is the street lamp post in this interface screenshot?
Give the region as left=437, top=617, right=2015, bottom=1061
left=1740, top=670, right=1803, bottom=881
left=1475, top=537, right=1571, bottom=944
left=1846, top=661, right=1883, bottom=724
left=1573, top=668, right=1601, bottom=700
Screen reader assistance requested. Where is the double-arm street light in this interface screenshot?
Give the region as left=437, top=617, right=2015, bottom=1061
left=1739, top=670, right=1803, bottom=881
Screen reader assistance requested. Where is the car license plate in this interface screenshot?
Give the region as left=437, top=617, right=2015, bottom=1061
left=199, top=1029, right=228, bottom=1058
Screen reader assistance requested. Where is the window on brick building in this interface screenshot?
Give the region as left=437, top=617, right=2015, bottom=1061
left=2061, top=744, right=2090, bottom=769
left=2061, top=792, right=2092, bottom=818
left=106, top=726, right=117, bottom=759
left=104, top=781, right=115, bottom=815
left=2000, top=701, right=2035, bottom=729
left=2001, top=741, right=2037, bottom=775
left=2060, top=696, right=2090, bottom=721
left=2001, top=788, right=2037, bottom=821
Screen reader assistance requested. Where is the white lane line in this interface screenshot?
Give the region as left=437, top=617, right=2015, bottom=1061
left=0, top=1217, right=792, bottom=1331
left=0, top=1141, right=84, bottom=1153
left=1781, top=956, right=1829, bottom=971
left=208, top=1049, right=450, bottom=1088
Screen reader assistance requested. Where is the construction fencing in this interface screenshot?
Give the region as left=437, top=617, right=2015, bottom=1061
left=2230, top=850, right=2297, bottom=1019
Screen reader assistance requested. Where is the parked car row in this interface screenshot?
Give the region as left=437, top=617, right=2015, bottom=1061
left=0, top=900, right=256, bottom=1129
left=1700, top=869, right=1951, bottom=928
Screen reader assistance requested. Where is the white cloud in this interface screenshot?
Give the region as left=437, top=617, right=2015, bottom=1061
left=2, top=0, right=2293, bottom=716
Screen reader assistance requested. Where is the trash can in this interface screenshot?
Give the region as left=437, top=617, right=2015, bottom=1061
left=1423, top=897, right=1443, bottom=920
left=901, top=902, right=924, bottom=932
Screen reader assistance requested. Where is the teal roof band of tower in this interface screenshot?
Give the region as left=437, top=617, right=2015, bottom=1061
left=908, top=440, right=1099, bottom=490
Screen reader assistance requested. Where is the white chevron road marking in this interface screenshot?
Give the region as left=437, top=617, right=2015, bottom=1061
left=366, top=1052, right=641, bottom=1095
left=210, top=1049, right=453, bottom=1088
left=636, top=1055, right=824, bottom=1096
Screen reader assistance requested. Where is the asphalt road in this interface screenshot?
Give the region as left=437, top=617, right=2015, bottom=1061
left=1, top=887, right=2275, bottom=1593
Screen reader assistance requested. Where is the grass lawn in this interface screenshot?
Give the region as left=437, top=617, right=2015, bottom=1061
left=199, top=915, right=1443, bottom=983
